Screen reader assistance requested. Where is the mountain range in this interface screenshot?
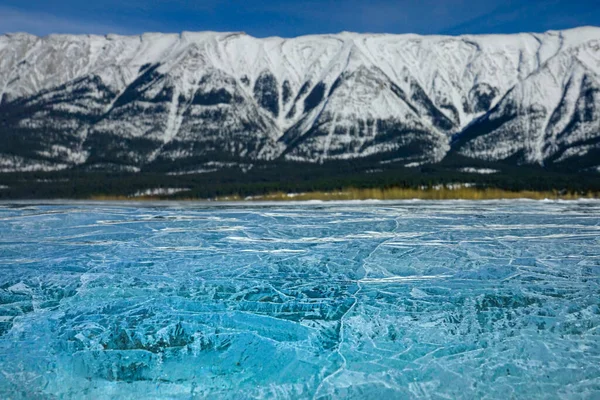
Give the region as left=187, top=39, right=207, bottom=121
left=0, top=27, right=599, bottom=174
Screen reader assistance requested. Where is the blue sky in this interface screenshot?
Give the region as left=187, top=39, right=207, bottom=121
left=0, top=0, right=598, bottom=37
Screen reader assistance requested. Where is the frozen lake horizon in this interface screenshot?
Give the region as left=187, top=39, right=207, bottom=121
left=0, top=200, right=599, bottom=398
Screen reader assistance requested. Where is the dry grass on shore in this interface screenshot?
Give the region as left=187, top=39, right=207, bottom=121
left=87, top=186, right=597, bottom=201
left=218, top=187, right=596, bottom=201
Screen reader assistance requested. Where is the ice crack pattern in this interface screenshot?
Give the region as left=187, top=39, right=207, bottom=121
left=0, top=201, right=599, bottom=399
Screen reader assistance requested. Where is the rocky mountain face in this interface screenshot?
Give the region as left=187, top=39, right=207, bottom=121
left=0, top=27, right=599, bottom=173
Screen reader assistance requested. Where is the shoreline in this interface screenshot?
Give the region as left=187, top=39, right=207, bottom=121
left=2, top=199, right=600, bottom=209
left=0, top=187, right=595, bottom=203
left=89, top=187, right=598, bottom=202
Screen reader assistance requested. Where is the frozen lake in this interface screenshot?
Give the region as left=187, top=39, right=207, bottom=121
left=0, top=201, right=599, bottom=399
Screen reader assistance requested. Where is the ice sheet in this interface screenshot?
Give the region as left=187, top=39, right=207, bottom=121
left=0, top=201, right=598, bottom=399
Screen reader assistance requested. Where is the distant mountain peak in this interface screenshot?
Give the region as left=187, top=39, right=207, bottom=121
left=0, top=27, right=599, bottom=173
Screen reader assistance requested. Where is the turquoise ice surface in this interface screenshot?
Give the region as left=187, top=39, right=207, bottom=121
left=0, top=201, right=599, bottom=399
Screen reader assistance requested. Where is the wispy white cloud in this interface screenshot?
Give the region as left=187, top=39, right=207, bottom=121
left=0, top=6, right=135, bottom=36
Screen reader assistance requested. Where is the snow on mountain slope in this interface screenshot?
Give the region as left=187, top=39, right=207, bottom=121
left=0, top=27, right=599, bottom=172
left=453, top=32, right=600, bottom=168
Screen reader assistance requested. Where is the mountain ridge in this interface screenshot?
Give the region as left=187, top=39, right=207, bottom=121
left=0, top=26, right=599, bottom=173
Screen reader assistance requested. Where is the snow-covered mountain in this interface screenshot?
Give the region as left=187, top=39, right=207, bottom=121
left=0, top=27, right=599, bottom=173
